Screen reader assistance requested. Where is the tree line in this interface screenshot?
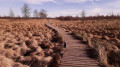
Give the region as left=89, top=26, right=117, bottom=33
left=9, top=4, right=47, bottom=19
left=56, top=15, right=120, bottom=21
left=4, top=4, right=120, bottom=20
left=56, top=10, right=120, bottom=21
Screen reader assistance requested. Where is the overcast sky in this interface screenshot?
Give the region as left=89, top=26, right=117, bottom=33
left=0, top=0, right=120, bottom=17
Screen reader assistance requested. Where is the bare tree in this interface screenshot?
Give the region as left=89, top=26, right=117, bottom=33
left=21, top=4, right=31, bottom=18
left=9, top=8, right=14, bottom=17
left=81, top=10, right=85, bottom=22
left=81, top=10, right=85, bottom=18
left=39, top=9, right=47, bottom=19
left=111, top=11, right=114, bottom=16
left=33, top=9, right=39, bottom=18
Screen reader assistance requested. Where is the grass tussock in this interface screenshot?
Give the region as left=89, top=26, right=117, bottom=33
left=51, top=19, right=120, bottom=67
left=0, top=19, right=65, bottom=67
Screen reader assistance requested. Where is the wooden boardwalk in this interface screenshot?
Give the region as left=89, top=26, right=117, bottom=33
left=46, top=23, right=100, bottom=67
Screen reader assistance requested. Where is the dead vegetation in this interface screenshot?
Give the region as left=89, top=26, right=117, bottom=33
left=0, top=19, right=65, bottom=67
left=51, top=19, right=120, bottom=67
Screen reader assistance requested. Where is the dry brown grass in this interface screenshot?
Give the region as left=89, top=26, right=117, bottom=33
left=51, top=19, right=120, bottom=67
left=0, top=19, right=65, bottom=67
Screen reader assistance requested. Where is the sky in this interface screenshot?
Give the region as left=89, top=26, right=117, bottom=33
left=0, top=0, right=120, bottom=17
